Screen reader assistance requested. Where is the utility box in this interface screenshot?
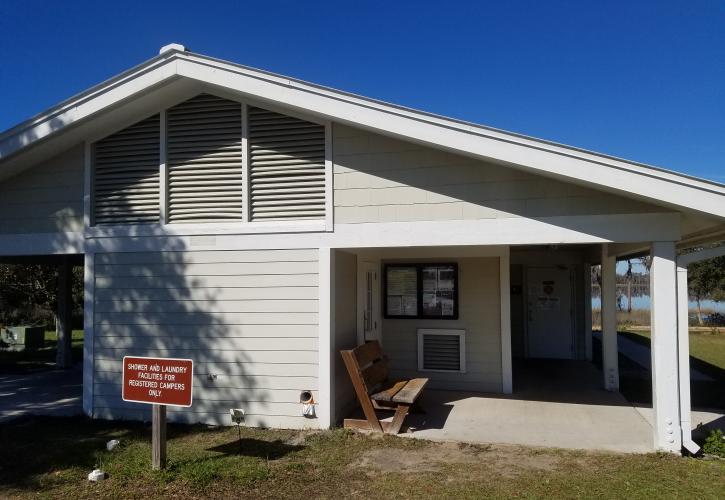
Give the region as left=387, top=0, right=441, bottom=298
left=0, top=326, right=45, bottom=351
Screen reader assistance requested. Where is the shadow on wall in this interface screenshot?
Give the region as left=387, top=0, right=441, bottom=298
left=91, top=226, right=271, bottom=427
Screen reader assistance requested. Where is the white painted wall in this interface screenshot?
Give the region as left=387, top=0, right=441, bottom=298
left=91, top=248, right=320, bottom=428
left=332, top=250, right=358, bottom=423
left=333, top=124, right=662, bottom=224
left=0, top=144, right=84, bottom=234
left=382, top=256, right=502, bottom=392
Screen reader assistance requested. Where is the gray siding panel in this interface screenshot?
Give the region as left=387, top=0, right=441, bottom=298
left=0, top=145, right=84, bottom=234
left=92, top=248, right=319, bottom=428
left=332, top=124, right=662, bottom=224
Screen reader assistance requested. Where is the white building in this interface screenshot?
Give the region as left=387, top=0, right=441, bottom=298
left=1, top=45, right=723, bottom=453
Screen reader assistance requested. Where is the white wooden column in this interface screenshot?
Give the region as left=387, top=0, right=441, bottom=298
left=318, top=247, right=334, bottom=429
left=82, top=252, right=95, bottom=417
left=600, top=245, right=619, bottom=391
left=500, top=247, right=512, bottom=394
left=650, top=241, right=681, bottom=452
left=56, top=255, right=74, bottom=368
left=676, top=261, right=695, bottom=452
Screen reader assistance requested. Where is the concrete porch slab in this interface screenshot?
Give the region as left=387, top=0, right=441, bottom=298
left=397, top=389, right=654, bottom=453
left=359, top=360, right=656, bottom=453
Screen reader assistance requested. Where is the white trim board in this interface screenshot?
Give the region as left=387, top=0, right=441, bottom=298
left=0, top=232, right=85, bottom=256
left=80, top=213, right=682, bottom=255
left=2, top=48, right=724, bottom=219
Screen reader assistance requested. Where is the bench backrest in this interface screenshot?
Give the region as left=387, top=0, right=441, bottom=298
left=340, top=340, right=390, bottom=395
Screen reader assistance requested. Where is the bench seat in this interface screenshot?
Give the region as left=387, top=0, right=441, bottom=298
left=370, top=378, right=428, bottom=404
left=340, top=340, right=429, bottom=434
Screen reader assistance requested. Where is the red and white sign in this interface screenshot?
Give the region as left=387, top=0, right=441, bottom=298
left=122, top=356, right=193, bottom=407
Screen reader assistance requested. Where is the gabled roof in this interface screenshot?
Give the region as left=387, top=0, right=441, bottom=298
left=1, top=44, right=724, bottom=219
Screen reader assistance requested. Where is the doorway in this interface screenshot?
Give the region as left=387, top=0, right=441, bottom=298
left=526, top=266, right=574, bottom=359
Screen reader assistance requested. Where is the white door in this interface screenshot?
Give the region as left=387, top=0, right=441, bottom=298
left=526, top=267, right=573, bottom=359
left=358, top=261, right=381, bottom=344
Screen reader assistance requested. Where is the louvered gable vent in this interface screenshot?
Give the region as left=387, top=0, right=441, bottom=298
left=93, top=114, right=160, bottom=224
left=418, top=330, right=465, bottom=372
left=248, top=107, right=326, bottom=221
left=167, top=94, right=243, bottom=223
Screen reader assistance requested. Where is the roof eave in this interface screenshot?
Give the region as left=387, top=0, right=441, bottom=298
left=1, top=49, right=723, bottom=220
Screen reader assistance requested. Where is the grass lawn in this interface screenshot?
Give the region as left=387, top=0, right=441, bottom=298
left=622, top=328, right=725, bottom=371
left=0, top=330, right=83, bottom=371
left=0, top=417, right=723, bottom=499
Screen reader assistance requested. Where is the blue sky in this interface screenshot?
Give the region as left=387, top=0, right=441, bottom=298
left=1, top=1, right=723, bottom=182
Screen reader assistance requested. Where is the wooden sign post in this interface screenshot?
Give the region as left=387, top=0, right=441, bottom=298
left=122, top=356, right=193, bottom=470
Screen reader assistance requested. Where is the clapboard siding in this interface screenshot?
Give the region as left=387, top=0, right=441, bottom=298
left=94, top=358, right=318, bottom=377
left=94, top=261, right=318, bottom=276
left=94, top=336, right=317, bottom=351
left=95, top=287, right=318, bottom=302
left=96, top=273, right=319, bottom=289
left=333, top=124, right=662, bottom=223
left=95, top=312, right=318, bottom=326
left=93, top=323, right=318, bottom=338
left=92, top=248, right=320, bottom=428
left=95, top=348, right=318, bottom=365
left=0, top=145, right=84, bottom=234
left=96, top=249, right=319, bottom=264
left=93, top=407, right=319, bottom=429
left=94, top=299, right=318, bottom=314
left=382, top=257, right=502, bottom=392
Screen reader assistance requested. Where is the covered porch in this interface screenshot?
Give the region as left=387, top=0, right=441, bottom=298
left=325, top=236, right=723, bottom=454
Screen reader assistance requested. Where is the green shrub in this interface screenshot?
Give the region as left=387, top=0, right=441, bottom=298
left=703, top=429, right=725, bottom=458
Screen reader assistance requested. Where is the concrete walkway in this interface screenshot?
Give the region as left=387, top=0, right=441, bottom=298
left=375, top=360, right=655, bottom=453
left=0, top=363, right=83, bottom=422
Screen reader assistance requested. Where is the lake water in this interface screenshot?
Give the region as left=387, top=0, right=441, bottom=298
left=591, top=296, right=724, bottom=311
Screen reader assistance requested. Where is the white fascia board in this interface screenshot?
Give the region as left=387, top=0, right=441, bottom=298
left=174, top=54, right=725, bottom=219
left=0, top=56, right=178, bottom=160
left=84, top=212, right=681, bottom=254
left=0, top=232, right=85, bottom=256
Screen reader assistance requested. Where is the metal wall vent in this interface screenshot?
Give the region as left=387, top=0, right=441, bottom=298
left=417, top=329, right=466, bottom=372
left=248, top=107, right=325, bottom=221
left=166, top=94, right=243, bottom=223
left=93, top=114, right=160, bottom=224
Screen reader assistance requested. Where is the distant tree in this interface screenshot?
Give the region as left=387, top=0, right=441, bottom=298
left=688, top=256, right=725, bottom=325
left=0, top=264, right=59, bottom=325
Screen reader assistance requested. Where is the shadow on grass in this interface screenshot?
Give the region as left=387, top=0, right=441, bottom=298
left=206, top=438, right=303, bottom=459
left=0, top=344, right=83, bottom=373
left=593, top=333, right=725, bottom=410
left=0, top=415, right=144, bottom=489
left=0, top=415, right=307, bottom=492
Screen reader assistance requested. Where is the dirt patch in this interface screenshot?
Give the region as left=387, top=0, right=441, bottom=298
left=352, top=440, right=562, bottom=477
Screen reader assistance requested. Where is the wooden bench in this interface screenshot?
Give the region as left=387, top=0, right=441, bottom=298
left=340, top=340, right=428, bottom=434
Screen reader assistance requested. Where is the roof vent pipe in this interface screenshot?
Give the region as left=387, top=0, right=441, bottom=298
left=159, top=43, right=186, bottom=55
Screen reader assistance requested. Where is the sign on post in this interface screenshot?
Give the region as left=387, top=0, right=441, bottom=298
left=122, top=356, right=194, bottom=406
left=122, top=356, right=194, bottom=470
